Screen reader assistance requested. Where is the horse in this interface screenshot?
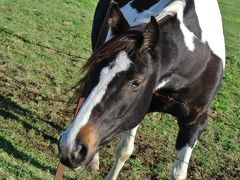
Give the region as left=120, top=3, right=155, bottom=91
left=59, top=0, right=225, bottom=179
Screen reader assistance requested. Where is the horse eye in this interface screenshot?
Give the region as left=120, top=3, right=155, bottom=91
left=129, top=79, right=142, bottom=88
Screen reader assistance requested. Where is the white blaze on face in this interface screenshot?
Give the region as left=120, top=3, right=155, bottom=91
left=194, top=0, right=225, bottom=68
left=60, top=51, right=132, bottom=150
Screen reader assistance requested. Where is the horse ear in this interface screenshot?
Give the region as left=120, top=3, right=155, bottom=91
left=141, top=16, right=159, bottom=51
left=108, top=3, right=130, bottom=35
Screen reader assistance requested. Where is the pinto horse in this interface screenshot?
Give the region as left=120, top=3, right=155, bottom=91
left=59, top=0, right=225, bottom=179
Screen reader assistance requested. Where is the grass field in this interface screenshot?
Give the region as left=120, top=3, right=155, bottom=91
left=0, top=0, right=239, bottom=179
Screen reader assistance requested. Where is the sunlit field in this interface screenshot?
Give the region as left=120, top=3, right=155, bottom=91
left=0, top=0, right=239, bottom=179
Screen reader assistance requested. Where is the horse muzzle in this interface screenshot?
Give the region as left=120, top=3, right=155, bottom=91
left=59, top=143, right=89, bottom=169
left=58, top=122, right=98, bottom=169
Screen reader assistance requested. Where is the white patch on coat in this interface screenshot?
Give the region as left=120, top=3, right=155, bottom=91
left=106, top=0, right=196, bottom=51
left=105, top=0, right=172, bottom=42
left=174, top=0, right=196, bottom=51
left=194, top=0, right=225, bottom=68
left=155, top=0, right=184, bottom=22
left=122, top=0, right=196, bottom=52
left=120, top=0, right=172, bottom=26
left=155, top=79, right=169, bottom=90
left=172, top=144, right=194, bottom=180
left=157, top=0, right=196, bottom=51
left=60, top=51, right=132, bottom=150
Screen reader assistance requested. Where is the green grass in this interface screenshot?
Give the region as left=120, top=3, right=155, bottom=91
left=0, top=0, right=239, bottom=179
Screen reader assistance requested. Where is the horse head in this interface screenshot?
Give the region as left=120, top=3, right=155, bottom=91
left=59, top=4, right=161, bottom=169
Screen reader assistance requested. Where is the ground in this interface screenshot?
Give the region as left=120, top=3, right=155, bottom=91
left=0, top=0, right=239, bottom=179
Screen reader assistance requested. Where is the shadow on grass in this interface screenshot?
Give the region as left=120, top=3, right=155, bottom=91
left=0, top=136, right=56, bottom=175
left=0, top=95, right=76, bottom=178
left=0, top=94, right=62, bottom=144
left=0, top=72, right=66, bottom=133
left=0, top=94, right=31, bottom=116
left=0, top=109, right=19, bottom=120
left=0, top=27, right=88, bottom=60
left=0, top=159, right=42, bottom=179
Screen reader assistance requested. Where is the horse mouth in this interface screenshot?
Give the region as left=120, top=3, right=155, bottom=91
left=60, top=155, right=87, bottom=170
left=60, top=149, right=98, bottom=170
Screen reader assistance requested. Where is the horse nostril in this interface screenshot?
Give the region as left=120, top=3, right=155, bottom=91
left=60, top=156, right=72, bottom=168
left=72, top=144, right=88, bottom=161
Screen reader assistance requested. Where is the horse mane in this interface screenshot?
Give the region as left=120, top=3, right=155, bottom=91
left=69, top=32, right=142, bottom=109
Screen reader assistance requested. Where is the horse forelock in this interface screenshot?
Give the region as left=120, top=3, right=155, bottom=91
left=72, top=32, right=144, bottom=103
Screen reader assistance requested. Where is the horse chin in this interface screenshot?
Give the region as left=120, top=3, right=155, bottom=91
left=73, top=165, right=85, bottom=171
left=81, top=150, right=99, bottom=169
left=69, top=159, right=89, bottom=171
